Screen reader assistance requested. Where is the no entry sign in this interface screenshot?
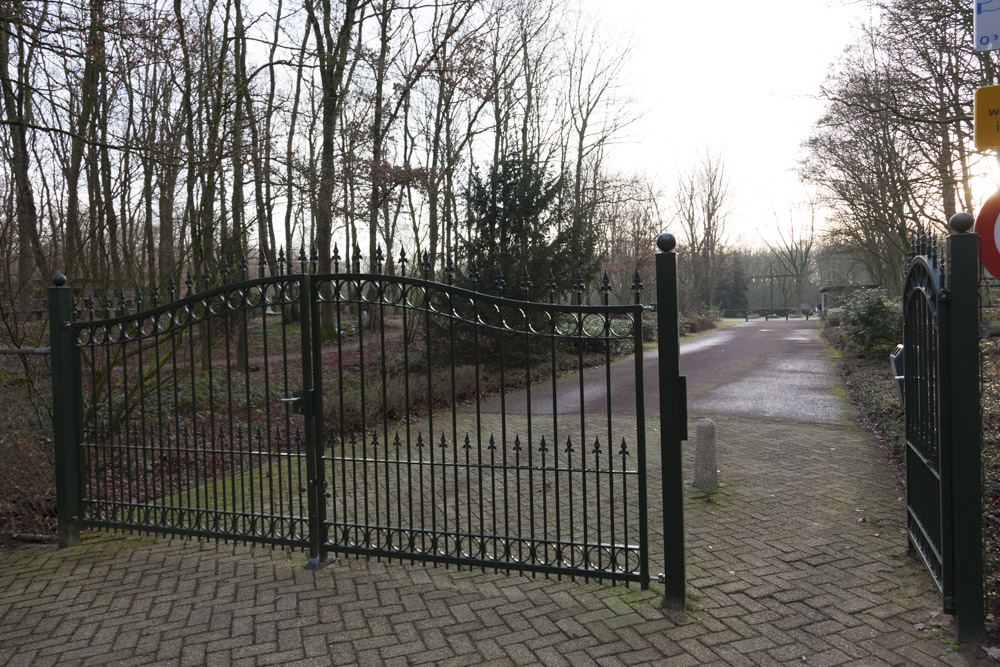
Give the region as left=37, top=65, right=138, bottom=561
left=976, top=189, right=1000, bottom=278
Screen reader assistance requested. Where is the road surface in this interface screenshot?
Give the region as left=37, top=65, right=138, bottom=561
left=478, top=318, right=847, bottom=424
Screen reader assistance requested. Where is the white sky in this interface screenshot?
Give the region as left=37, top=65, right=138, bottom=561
left=587, top=0, right=870, bottom=246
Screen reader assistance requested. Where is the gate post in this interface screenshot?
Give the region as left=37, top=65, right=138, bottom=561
left=656, top=233, right=686, bottom=609
left=299, top=273, right=328, bottom=569
left=944, top=213, right=984, bottom=642
left=49, top=274, right=82, bottom=548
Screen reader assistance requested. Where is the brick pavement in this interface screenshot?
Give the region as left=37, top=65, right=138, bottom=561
left=0, top=406, right=986, bottom=665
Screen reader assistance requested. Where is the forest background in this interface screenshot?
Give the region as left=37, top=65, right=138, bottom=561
left=0, top=0, right=996, bottom=321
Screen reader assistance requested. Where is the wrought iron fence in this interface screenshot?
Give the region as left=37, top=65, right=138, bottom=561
left=49, top=240, right=687, bottom=601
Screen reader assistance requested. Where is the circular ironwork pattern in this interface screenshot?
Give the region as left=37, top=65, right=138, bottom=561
left=75, top=280, right=302, bottom=347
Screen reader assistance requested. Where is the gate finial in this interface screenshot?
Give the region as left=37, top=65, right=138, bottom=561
left=657, top=233, right=676, bottom=252
left=469, top=259, right=479, bottom=289
left=949, top=212, right=974, bottom=233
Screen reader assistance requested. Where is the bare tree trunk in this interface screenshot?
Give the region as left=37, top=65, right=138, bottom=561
left=0, top=14, right=44, bottom=294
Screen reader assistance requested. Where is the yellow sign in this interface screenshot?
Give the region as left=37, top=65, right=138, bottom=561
left=975, top=85, right=1000, bottom=149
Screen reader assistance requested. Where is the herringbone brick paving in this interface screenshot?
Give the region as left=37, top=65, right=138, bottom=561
left=0, top=408, right=986, bottom=665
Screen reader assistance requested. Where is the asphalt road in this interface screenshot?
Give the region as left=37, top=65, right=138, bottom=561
left=477, top=318, right=848, bottom=425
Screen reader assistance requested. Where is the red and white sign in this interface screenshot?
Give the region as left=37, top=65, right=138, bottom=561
left=976, top=189, right=1000, bottom=278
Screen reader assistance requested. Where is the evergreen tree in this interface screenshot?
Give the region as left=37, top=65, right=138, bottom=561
left=462, top=157, right=601, bottom=300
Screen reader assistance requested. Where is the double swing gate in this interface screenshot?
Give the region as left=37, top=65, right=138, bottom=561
left=50, top=239, right=686, bottom=602
left=901, top=216, right=983, bottom=642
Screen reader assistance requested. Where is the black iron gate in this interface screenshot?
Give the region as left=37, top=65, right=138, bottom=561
left=50, top=237, right=686, bottom=601
left=901, top=216, right=983, bottom=642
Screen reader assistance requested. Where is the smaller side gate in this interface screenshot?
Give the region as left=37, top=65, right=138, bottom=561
left=901, top=214, right=983, bottom=642
left=48, top=236, right=688, bottom=607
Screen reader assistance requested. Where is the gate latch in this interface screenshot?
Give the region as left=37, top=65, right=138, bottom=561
left=280, top=389, right=314, bottom=417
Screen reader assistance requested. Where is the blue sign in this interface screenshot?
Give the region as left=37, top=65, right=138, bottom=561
left=976, top=1, right=1000, bottom=51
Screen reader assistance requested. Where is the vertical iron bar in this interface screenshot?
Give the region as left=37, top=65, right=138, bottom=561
left=944, top=221, right=984, bottom=642
left=425, top=283, right=435, bottom=559
left=634, top=278, right=649, bottom=589
left=656, top=233, right=686, bottom=609
left=472, top=274, right=484, bottom=566
left=358, top=281, right=370, bottom=550
left=311, top=275, right=327, bottom=561
left=379, top=277, right=391, bottom=553
left=260, top=285, right=275, bottom=538
left=50, top=274, right=82, bottom=548
left=120, top=317, right=134, bottom=525
left=301, top=273, right=323, bottom=566
left=549, top=282, right=560, bottom=575
left=576, top=278, right=587, bottom=575
left=497, top=281, right=508, bottom=570
left=335, top=279, right=346, bottom=547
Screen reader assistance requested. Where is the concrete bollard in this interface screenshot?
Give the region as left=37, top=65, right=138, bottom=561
left=694, top=418, right=718, bottom=492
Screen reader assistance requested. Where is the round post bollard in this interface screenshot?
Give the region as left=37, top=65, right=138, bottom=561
left=694, top=418, right=718, bottom=493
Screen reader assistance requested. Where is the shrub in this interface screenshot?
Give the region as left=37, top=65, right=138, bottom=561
left=641, top=314, right=657, bottom=342
left=679, top=308, right=719, bottom=336
left=840, top=289, right=901, bottom=355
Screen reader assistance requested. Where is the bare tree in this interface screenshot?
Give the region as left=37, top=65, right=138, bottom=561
left=765, top=204, right=816, bottom=314
left=674, top=152, right=731, bottom=310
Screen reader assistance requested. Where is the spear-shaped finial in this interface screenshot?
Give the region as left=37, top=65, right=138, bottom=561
left=631, top=270, right=643, bottom=295
left=470, top=259, right=480, bottom=289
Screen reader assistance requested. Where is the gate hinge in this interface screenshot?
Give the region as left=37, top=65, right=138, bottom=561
left=645, top=303, right=657, bottom=312
left=280, top=389, right=315, bottom=417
